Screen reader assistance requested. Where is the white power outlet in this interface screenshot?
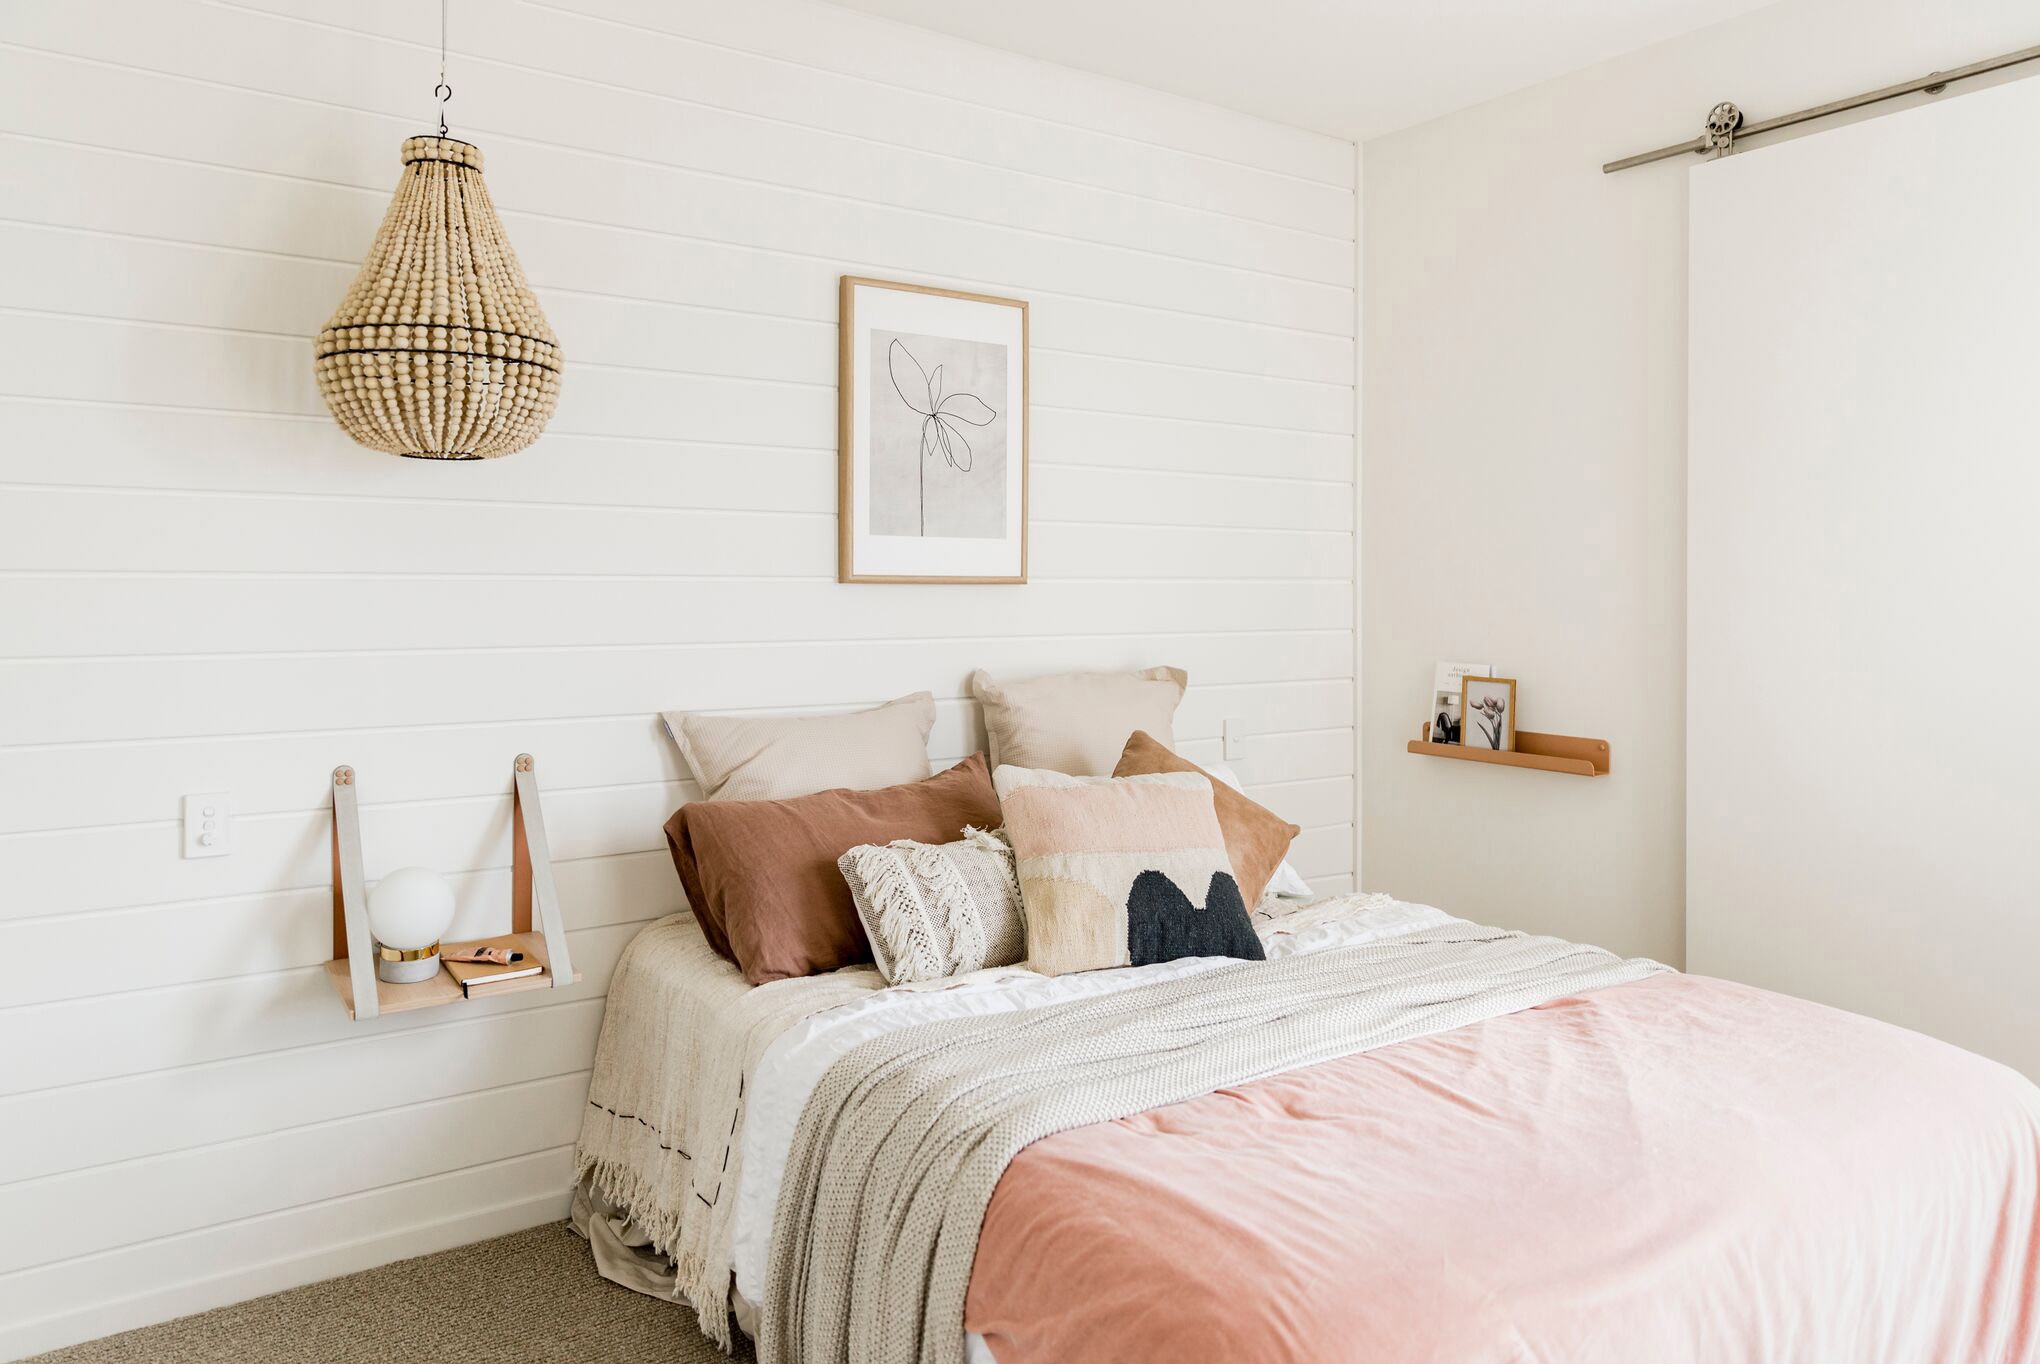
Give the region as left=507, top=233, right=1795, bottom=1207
left=1223, top=717, right=1248, bottom=761
left=182, top=792, right=237, bottom=859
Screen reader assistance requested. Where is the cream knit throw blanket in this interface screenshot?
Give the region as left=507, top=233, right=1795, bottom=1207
left=761, top=921, right=1668, bottom=1364
left=574, top=914, right=882, bottom=1349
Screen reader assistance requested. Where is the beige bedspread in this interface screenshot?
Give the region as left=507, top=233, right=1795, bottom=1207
left=573, top=913, right=881, bottom=1348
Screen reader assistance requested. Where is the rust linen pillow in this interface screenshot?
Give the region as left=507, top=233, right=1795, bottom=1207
left=969, top=665, right=1188, bottom=775
left=1113, top=730, right=1300, bottom=908
left=663, top=753, right=1001, bottom=984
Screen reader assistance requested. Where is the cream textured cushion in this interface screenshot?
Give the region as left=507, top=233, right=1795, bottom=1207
left=661, top=693, right=935, bottom=802
left=838, top=829, right=1025, bottom=985
left=969, top=666, right=1188, bottom=776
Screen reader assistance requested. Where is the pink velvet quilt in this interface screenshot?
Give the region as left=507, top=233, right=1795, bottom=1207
left=965, top=974, right=2040, bottom=1363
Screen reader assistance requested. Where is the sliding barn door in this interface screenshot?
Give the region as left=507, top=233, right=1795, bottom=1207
left=1687, top=76, right=2040, bottom=1079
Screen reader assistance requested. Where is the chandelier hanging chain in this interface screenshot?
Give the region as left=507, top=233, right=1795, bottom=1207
left=433, top=0, right=453, bottom=138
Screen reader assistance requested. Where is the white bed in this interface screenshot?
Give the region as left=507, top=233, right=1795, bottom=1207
left=573, top=893, right=1442, bottom=1358
left=576, top=891, right=2040, bottom=1364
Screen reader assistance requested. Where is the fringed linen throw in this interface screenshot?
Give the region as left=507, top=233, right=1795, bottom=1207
left=574, top=914, right=881, bottom=1349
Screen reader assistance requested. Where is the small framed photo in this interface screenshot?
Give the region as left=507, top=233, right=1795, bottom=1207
left=839, top=276, right=1028, bottom=583
left=1461, top=676, right=1517, bottom=752
left=1428, top=661, right=1491, bottom=745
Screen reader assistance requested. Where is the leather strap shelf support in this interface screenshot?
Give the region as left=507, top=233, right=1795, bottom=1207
left=326, top=755, right=578, bottom=1020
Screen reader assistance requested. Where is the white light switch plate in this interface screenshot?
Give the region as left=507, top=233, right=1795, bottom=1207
left=1223, top=717, right=1248, bottom=761
left=182, top=792, right=237, bottom=858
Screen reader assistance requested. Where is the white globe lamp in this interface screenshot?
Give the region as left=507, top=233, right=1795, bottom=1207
left=369, top=867, right=456, bottom=984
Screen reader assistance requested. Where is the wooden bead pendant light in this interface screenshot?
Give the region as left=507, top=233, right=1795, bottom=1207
left=313, top=5, right=560, bottom=460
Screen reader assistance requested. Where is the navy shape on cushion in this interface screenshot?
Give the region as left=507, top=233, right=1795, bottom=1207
left=1124, top=869, right=1265, bottom=968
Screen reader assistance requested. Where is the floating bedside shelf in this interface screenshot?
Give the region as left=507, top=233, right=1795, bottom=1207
left=322, top=930, right=580, bottom=1020
left=325, top=755, right=579, bottom=1021
left=1409, top=725, right=1611, bottom=777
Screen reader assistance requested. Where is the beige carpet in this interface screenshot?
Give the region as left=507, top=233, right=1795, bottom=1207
left=24, top=1222, right=747, bottom=1364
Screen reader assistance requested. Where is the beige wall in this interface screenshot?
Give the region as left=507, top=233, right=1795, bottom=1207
left=1360, top=0, right=2038, bottom=964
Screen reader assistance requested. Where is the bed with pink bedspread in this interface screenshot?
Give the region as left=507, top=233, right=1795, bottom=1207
left=613, top=896, right=2040, bottom=1364
left=967, top=970, right=2040, bottom=1363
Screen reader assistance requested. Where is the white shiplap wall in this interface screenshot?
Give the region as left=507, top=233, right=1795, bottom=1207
left=0, top=0, right=1356, bottom=1353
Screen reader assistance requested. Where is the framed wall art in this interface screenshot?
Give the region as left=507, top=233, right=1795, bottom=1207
left=838, top=276, right=1028, bottom=583
left=1461, top=675, right=1518, bottom=752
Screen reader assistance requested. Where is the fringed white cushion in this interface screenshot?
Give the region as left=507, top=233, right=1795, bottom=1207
left=838, top=828, right=1024, bottom=984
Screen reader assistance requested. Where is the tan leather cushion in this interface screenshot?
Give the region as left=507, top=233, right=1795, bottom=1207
left=661, top=692, right=935, bottom=802
left=969, top=666, right=1187, bottom=776
left=663, top=754, right=1001, bottom=984
left=1112, top=730, right=1300, bottom=908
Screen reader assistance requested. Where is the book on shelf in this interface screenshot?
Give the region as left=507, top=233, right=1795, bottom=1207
left=443, top=937, right=546, bottom=996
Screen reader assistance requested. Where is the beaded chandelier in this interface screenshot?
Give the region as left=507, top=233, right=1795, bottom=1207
left=313, top=10, right=560, bottom=460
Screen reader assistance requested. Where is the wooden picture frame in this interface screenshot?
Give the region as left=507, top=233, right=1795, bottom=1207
left=1460, top=675, right=1518, bottom=753
left=838, top=276, right=1029, bottom=583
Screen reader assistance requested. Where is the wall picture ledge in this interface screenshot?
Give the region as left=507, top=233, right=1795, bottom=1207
left=839, top=276, right=1029, bottom=583
left=312, top=3, right=561, bottom=460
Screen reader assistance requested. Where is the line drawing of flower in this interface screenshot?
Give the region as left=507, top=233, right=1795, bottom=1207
left=888, top=338, right=998, bottom=536
left=1471, top=694, right=1508, bottom=749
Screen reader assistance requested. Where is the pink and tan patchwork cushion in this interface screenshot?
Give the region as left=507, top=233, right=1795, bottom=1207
left=992, top=764, right=1264, bottom=976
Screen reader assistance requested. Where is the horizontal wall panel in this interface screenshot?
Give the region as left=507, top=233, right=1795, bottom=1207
left=1245, top=776, right=1355, bottom=834
left=0, top=632, right=1354, bottom=747
left=0, top=227, right=1353, bottom=434
left=0, top=999, right=606, bottom=1185
left=0, top=50, right=1352, bottom=336
left=1, top=723, right=1357, bottom=935
left=257, top=0, right=1353, bottom=219
left=0, top=0, right=1354, bottom=1344
left=0, top=313, right=1352, bottom=458
left=1287, top=825, right=1357, bottom=882
left=0, top=486, right=1350, bottom=581
left=540, top=0, right=1355, bottom=194
left=0, top=693, right=1351, bottom=836
left=0, top=312, right=842, bottom=449
left=0, top=139, right=1354, bottom=389
left=0, top=395, right=1355, bottom=497
left=0, top=847, right=677, bottom=989
left=0, top=780, right=678, bottom=928
left=4, top=0, right=1353, bottom=286
left=1178, top=726, right=1357, bottom=787
left=1, top=577, right=1354, bottom=658
left=0, top=1071, right=590, bottom=1275
left=0, top=920, right=647, bottom=1097
left=0, top=399, right=842, bottom=514
left=0, top=1150, right=575, bottom=1360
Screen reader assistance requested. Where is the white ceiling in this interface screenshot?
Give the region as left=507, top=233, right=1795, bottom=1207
left=822, top=0, right=1780, bottom=141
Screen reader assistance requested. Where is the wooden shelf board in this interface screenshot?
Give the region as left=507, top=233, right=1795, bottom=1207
left=324, top=931, right=580, bottom=1021
left=1408, top=727, right=1611, bottom=777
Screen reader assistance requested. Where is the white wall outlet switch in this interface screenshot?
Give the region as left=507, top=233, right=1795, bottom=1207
left=1223, top=717, right=1248, bottom=761
left=182, top=792, right=237, bottom=859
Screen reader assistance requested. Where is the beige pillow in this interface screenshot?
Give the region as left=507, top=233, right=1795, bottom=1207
left=969, top=666, right=1188, bottom=776
left=662, top=692, right=935, bottom=802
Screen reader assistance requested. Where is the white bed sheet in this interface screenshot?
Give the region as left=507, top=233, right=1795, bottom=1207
left=726, top=893, right=1455, bottom=1354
